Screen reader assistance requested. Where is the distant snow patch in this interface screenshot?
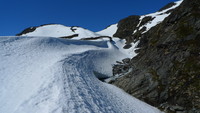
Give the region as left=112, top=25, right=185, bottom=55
left=21, top=24, right=100, bottom=39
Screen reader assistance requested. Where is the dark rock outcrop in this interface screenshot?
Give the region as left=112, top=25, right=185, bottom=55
left=16, top=27, right=37, bottom=36
left=59, top=34, right=79, bottom=39
left=80, top=36, right=112, bottom=41
left=112, top=0, right=200, bottom=112
left=113, top=15, right=140, bottom=41
left=112, top=58, right=131, bottom=76
left=159, top=2, right=176, bottom=12
left=113, top=3, right=177, bottom=46
left=16, top=24, right=57, bottom=36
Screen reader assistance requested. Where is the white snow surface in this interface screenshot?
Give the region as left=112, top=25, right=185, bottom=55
left=112, top=38, right=139, bottom=58
left=96, top=24, right=118, bottom=37
left=21, top=24, right=100, bottom=39
left=0, top=36, right=162, bottom=113
left=136, top=0, right=183, bottom=34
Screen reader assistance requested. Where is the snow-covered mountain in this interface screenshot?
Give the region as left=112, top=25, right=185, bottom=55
left=17, top=24, right=101, bottom=40
left=17, top=0, right=182, bottom=40
left=113, top=0, right=183, bottom=40
left=135, top=0, right=183, bottom=34
left=96, top=24, right=118, bottom=37
left=0, top=16, right=157, bottom=113
left=0, top=36, right=161, bottom=113
left=0, top=0, right=188, bottom=113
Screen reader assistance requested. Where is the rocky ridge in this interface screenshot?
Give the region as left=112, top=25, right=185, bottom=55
left=112, top=0, right=200, bottom=112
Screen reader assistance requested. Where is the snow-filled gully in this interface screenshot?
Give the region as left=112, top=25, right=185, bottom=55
left=60, top=50, right=161, bottom=113
left=0, top=36, right=162, bottom=113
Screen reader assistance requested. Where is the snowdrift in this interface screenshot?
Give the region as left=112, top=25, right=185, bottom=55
left=0, top=36, right=161, bottom=113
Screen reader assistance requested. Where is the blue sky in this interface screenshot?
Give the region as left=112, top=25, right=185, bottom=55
left=0, top=0, right=178, bottom=36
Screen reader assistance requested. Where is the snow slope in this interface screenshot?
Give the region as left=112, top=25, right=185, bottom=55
left=0, top=36, right=162, bottom=113
left=96, top=24, right=118, bottom=37
left=134, top=0, right=183, bottom=34
left=20, top=24, right=100, bottom=39
left=96, top=1, right=183, bottom=37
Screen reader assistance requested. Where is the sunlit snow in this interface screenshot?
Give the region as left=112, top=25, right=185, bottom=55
left=136, top=0, right=183, bottom=34
left=0, top=36, right=162, bottom=113
left=96, top=24, right=118, bottom=37
left=21, top=24, right=100, bottom=39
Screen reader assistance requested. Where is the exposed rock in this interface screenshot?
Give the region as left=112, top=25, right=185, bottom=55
left=16, top=27, right=37, bottom=36
left=80, top=36, right=112, bottom=41
left=159, top=2, right=176, bottom=12
left=113, top=15, right=140, bottom=39
left=122, top=58, right=131, bottom=64
left=59, top=34, right=79, bottom=39
left=16, top=24, right=57, bottom=36
left=112, top=58, right=131, bottom=76
left=70, top=26, right=78, bottom=32
left=123, top=44, right=132, bottom=49
left=112, top=0, right=200, bottom=112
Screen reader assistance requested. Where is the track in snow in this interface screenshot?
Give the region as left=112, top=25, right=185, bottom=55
left=0, top=36, right=162, bottom=113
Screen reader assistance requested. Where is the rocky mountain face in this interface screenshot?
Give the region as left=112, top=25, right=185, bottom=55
left=112, top=0, right=200, bottom=112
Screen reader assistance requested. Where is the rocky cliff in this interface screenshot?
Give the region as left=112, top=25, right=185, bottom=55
left=112, top=0, right=200, bottom=112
